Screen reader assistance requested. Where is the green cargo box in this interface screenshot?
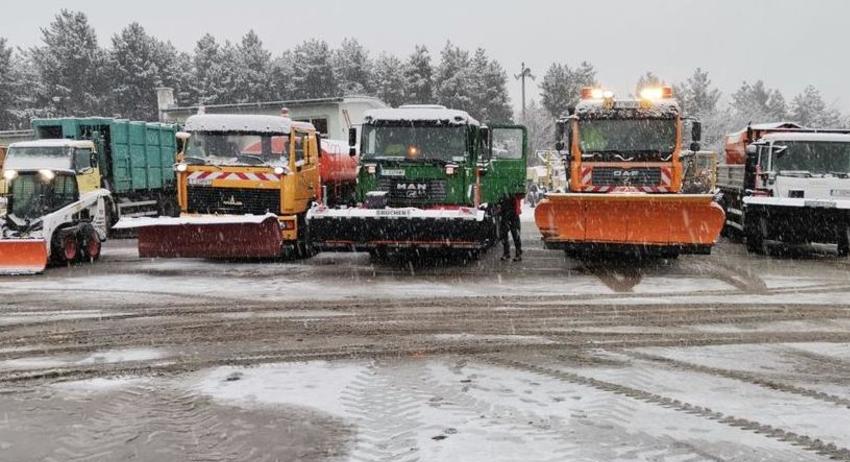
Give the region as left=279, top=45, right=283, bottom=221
left=31, top=117, right=178, bottom=195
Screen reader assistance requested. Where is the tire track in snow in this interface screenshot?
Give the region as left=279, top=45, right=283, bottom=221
left=623, top=351, right=850, bottom=410
left=485, top=356, right=850, bottom=461
left=339, top=361, right=422, bottom=462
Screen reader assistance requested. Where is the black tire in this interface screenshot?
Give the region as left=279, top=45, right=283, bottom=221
left=745, top=213, right=768, bottom=255
left=80, top=224, right=102, bottom=262
left=838, top=226, right=850, bottom=257
left=293, top=214, right=316, bottom=260
left=51, top=229, right=80, bottom=265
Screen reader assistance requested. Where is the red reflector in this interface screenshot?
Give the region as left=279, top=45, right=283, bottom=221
left=580, top=87, right=593, bottom=99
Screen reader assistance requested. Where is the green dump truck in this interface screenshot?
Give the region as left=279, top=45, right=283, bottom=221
left=30, top=117, right=179, bottom=222
left=308, top=105, right=527, bottom=257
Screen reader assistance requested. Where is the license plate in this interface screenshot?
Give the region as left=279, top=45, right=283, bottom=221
left=375, top=209, right=412, bottom=217
left=188, top=178, right=214, bottom=186
left=831, top=189, right=850, bottom=198
left=381, top=169, right=405, bottom=177
left=805, top=200, right=837, bottom=208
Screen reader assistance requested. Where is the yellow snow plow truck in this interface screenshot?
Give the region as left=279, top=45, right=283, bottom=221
left=0, top=140, right=111, bottom=274
left=114, top=114, right=324, bottom=259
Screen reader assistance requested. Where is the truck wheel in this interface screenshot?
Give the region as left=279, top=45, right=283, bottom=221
left=293, top=214, right=316, bottom=260
left=746, top=214, right=768, bottom=255
left=838, top=226, right=850, bottom=257
left=81, top=225, right=102, bottom=262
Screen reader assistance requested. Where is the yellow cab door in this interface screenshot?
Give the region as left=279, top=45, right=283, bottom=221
left=73, top=147, right=103, bottom=194
left=284, top=129, right=320, bottom=212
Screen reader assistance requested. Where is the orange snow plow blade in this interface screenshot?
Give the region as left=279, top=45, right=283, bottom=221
left=115, top=215, right=284, bottom=259
left=534, top=194, right=725, bottom=253
left=0, top=239, right=49, bottom=275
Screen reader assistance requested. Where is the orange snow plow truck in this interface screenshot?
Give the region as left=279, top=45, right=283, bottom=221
left=534, top=86, right=725, bottom=257
left=114, top=114, right=357, bottom=259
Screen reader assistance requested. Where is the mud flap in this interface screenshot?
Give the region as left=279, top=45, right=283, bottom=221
left=0, top=239, right=49, bottom=275
left=134, top=217, right=284, bottom=259
left=535, top=194, right=725, bottom=252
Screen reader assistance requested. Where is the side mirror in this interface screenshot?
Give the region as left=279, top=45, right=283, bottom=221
left=348, top=128, right=357, bottom=157
left=90, top=152, right=97, bottom=167
left=691, top=120, right=702, bottom=143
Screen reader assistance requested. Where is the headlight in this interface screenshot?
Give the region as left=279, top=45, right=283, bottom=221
left=273, top=166, right=286, bottom=175
left=38, top=169, right=55, bottom=180
left=2, top=170, right=17, bottom=181
left=366, top=164, right=377, bottom=174
left=175, top=163, right=188, bottom=172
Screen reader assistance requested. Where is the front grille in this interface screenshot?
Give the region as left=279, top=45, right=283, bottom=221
left=377, top=179, right=448, bottom=206
left=187, top=187, right=280, bottom=215
left=591, top=167, right=662, bottom=187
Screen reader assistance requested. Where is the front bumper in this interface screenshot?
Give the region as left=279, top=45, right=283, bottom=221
left=307, top=206, right=494, bottom=251
left=744, top=197, right=850, bottom=244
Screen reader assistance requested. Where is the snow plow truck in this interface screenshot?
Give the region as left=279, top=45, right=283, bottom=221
left=718, top=123, right=850, bottom=255
left=308, top=105, right=528, bottom=257
left=534, top=86, right=725, bottom=257
left=115, top=113, right=358, bottom=259
left=0, top=140, right=110, bottom=274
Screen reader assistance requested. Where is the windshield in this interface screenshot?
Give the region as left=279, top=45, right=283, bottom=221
left=185, top=132, right=292, bottom=166
left=9, top=172, right=77, bottom=219
left=361, top=125, right=467, bottom=162
left=771, top=141, right=850, bottom=175
left=578, top=119, right=676, bottom=155
left=5, top=146, right=72, bottom=171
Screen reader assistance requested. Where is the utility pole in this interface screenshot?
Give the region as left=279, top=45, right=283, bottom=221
left=515, top=62, right=535, bottom=122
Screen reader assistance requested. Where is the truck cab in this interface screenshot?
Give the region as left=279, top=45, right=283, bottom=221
left=309, top=105, right=527, bottom=254
left=733, top=131, right=850, bottom=254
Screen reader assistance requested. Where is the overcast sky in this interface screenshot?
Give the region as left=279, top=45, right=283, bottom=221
left=1, top=0, right=847, bottom=112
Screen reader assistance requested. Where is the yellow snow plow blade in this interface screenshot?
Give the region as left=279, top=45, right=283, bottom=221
left=534, top=193, right=725, bottom=253
left=0, top=239, right=49, bottom=275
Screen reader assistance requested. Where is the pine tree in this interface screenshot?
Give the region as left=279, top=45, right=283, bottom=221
left=404, top=45, right=433, bottom=104
left=522, top=99, right=554, bottom=156
left=30, top=9, right=107, bottom=116
left=469, top=48, right=512, bottom=123
left=435, top=41, right=473, bottom=112
left=675, top=68, right=721, bottom=116
left=333, top=38, right=372, bottom=96
left=791, top=85, right=842, bottom=128
left=373, top=53, right=405, bottom=107
left=291, top=39, right=338, bottom=99
left=730, top=80, right=791, bottom=124
left=539, top=61, right=596, bottom=118
left=0, top=38, right=17, bottom=128
left=190, top=34, right=239, bottom=105
left=233, top=30, right=272, bottom=103
left=269, top=51, right=295, bottom=101
left=107, top=23, right=184, bottom=120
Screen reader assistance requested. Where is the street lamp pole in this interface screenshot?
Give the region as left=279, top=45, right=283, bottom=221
left=515, top=62, right=535, bottom=122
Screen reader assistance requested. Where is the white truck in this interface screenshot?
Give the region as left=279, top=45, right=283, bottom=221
left=718, top=128, right=850, bottom=255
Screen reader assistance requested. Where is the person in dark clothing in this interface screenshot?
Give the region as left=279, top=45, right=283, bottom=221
left=499, top=196, right=522, bottom=262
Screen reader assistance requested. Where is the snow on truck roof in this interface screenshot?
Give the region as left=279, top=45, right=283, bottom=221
left=364, top=105, right=480, bottom=126
left=573, top=98, right=680, bottom=118
left=184, top=114, right=315, bottom=134
left=9, top=139, right=95, bottom=149
left=761, top=132, right=850, bottom=143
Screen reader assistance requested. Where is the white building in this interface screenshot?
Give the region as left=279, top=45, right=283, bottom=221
left=156, top=88, right=386, bottom=141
